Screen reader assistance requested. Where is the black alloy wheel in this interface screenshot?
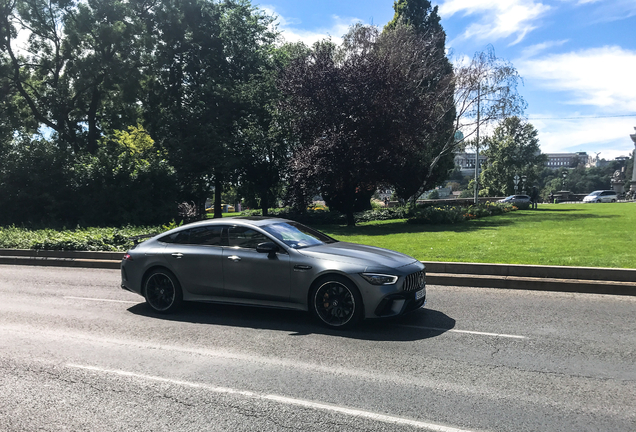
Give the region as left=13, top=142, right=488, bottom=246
left=312, top=277, right=362, bottom=329
left=144, top=269, right=183, bottom=313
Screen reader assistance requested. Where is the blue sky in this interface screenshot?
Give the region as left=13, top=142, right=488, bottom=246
left=257, top=0, right=636, bottom=160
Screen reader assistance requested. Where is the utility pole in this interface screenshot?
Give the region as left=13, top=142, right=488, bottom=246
left=474, top=83, right=481, bottom=204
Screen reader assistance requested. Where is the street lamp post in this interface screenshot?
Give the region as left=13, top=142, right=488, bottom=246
left=513, top=174, right=519, bottom=194
left=521, top=175, right=527, bottom=194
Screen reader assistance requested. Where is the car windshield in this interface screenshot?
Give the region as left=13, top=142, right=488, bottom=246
left=590, top=191, right=601, bottom=196
left=261, top=222, right=337, bottom=249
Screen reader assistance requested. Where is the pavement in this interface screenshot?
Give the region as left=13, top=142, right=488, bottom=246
left=1, top=248, right=634, bottom=296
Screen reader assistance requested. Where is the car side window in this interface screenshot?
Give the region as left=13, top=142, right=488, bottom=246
left=228, top=226, right=269, bottom=249
left=159, top=226, right=225, bottom=246
left=188, top=226, right=224, bottom=246
left=159, top=230, right=190, bottom=244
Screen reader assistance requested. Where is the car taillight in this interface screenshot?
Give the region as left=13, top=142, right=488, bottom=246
left=123, top=253, right=133, bottom=261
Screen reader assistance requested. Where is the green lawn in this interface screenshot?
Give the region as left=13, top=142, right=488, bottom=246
left=315, top=203, right=636, bottom=269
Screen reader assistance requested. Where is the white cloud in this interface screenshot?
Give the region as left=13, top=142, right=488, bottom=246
left=439, top=0, right=550, bottom=45
left=530, top=116, right=636, bottom=159
left=519, top=40, right=569, bottom=58
left=517, top=46, right=636, bottom=112
left=261, top=5, right=360, bottom=46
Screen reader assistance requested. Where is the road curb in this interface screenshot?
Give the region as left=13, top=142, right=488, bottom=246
left=0, top=249, right=634, bottom=296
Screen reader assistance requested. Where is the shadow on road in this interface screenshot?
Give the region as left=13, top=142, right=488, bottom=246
left=127, top=302, right=455, bottom=342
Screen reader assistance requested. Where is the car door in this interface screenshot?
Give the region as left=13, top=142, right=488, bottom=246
left=223, top=225, right=291, bottom=302
left=161, top=225, right=225, bottom=297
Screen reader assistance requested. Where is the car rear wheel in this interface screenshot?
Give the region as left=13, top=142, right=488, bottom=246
left=144, top=269, right=183, bottom=313
left=311, top=276, right=363, bottom=329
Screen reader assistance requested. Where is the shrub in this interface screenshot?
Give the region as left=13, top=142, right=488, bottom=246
left=407, top=202, right=515, bottom=225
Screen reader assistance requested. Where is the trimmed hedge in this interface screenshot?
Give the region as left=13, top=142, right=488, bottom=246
left=0, top=203, right=519, bottom=251
left=242, top=202, right=517, bottom=225
left=0, top=226, right=160, bottom=251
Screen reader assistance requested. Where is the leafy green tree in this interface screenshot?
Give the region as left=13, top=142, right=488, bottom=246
left=143, top=0, right=277, bottom=218
left=71, top=125, right=178, bottom=225
left=385, top=0, right=444, bottom=40
left=480, top=117, right=547, bottom=196
left=232, top=43, right=306, bottom=215
left=0, top=0, right=143, bottom=153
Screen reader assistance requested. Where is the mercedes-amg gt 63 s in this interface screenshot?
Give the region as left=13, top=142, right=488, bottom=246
left=121, top=217, right=426, bottom=329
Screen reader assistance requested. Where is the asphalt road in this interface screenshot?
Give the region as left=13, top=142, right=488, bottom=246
left=1, top=265, right=634, bottom=432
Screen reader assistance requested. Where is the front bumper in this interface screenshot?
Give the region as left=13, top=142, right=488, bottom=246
left=374, top=286, right=426, bottom=317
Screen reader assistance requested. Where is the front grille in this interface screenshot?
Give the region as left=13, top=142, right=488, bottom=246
left=402, top=270, right=425, bottom=292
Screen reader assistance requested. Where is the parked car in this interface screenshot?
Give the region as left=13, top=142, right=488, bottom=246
left=498, top=194, right=532, bottom=204
left=583, top=190, right=618, bottom=203
left=121, top=217, right=426, bottom=329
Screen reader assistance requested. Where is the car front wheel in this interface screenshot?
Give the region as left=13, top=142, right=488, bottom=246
left=311, top=276, right=363, bottom=329
left=144, top=269, right=183, bottom=313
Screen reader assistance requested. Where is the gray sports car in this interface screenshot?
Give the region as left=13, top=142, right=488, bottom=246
left=121, top=217, right=426, bottom=329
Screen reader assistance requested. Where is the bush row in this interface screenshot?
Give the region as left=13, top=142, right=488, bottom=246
left=406, top=202, right=516, bottom=224
left=0, top=203, right=519, bottom=251
left=242, top=202, right=517, bottom=225
left=0, top=226, right=161, bottom=251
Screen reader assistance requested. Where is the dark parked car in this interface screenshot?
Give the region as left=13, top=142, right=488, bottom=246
left=121, top=217, right=426, bottom=329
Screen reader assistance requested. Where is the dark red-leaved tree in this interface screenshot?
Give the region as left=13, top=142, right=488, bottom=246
left=279, top=23, right=455, bottom=225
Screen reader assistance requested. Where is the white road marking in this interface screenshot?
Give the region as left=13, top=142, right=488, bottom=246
left=67, top=363, right=478, bottom=432
left=63, top=296, right=139, bottom=304
left=397, top=325, right=527, bottom=339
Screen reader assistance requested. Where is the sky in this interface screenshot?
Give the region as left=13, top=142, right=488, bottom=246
left=256, top=0, right=636, bottom=160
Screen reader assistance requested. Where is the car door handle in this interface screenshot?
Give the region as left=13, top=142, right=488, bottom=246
left=171, top=253, right=184, bottom=259
left=227, top=255, right=241, bottom=262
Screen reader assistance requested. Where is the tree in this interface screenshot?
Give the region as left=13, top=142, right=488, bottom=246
left=438, top=46, right=527, bottom=202
left=280, top=22, right=456, bottom=225
left=143, top=0, right=277, bottom=218
left=479, top=117, right=547, bottom=196
left=0, top=0, right=144, bottom=153
left=385, top=0, right=444, bottom=43
left=233, top=43, right=306, bottom=215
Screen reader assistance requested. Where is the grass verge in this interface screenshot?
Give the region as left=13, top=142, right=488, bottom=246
left=0, top=203, right=633, bottom=268
left=316, top=203, right=636, bottom=269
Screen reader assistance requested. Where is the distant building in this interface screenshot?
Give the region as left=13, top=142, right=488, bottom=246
left=454, top=152, right=488, bottom=175
left=545, top=152, right=588, bottom=169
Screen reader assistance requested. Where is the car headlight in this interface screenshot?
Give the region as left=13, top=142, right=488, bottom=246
left=360, top=273, right=399, bottom=285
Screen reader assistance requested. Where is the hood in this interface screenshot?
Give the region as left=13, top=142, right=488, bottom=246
left=296, top=242, right=418, bottom=269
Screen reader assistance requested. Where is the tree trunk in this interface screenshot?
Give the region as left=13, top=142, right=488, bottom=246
left=260, top=190, right=269, bottom=217
left=214, top=176, right=223, bottom=219
left=346, top=209, right=355, bottom=226
left=87, top=82, right=103, bottom=154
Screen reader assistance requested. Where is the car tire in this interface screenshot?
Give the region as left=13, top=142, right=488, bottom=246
left=310, top=275, right=363, bottom=329
left=611, top=199, right=616, bottom=202
left=143, top=269, right=183, bottom=313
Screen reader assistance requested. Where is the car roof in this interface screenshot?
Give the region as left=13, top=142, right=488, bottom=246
left=180, top=216, right=292, bottom=229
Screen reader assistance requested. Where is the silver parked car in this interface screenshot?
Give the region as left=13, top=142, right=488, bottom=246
left=121, top=217, right=426, bottom=329
left=498, top=195, right=532, bottom=204
left=583, top=190, right=618, bottom=203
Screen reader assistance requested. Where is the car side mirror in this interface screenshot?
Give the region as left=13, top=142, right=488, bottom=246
left=256, top=242, right=279, bottom=257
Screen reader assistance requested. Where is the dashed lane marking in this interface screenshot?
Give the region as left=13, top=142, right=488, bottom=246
left=67, top=363, right=479, bottom=432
